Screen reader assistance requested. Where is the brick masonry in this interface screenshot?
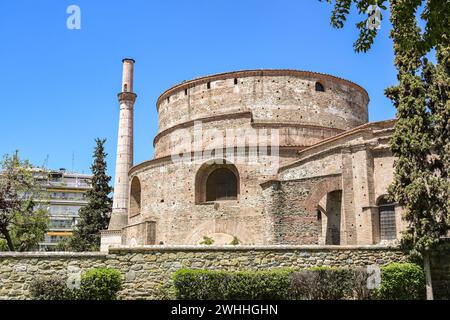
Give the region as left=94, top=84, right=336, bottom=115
left=118, top=70, right=405, bottom=247
left=98, top=66, right=414, bottom=252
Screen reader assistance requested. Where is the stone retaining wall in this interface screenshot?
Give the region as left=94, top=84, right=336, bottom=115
left=0, top=245, right=409, bottom=300
left=430, top=242, right=450, bottom=299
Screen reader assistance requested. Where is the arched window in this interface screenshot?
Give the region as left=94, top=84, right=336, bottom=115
left=378, top=196, right=396, bottom=241
left=130, top=177, right=141, bottom=217
left=206, top=168, right=237, bottom=201
left=315, top=82, right=325, bottom=92
left=195, top=160, right=240, bottom=203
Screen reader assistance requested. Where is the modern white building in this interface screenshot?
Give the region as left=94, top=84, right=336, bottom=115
left=34, top=169, right=92, bottom=251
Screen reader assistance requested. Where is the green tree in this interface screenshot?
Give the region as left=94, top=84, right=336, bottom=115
left=70, top=139, right=112, bottom=251
left=0, top=152, right=49, bottom=251
left=322, top=0, right=449, bottom=299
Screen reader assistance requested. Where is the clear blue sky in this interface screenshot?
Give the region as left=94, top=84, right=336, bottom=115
left=0, top=0, right=398, bottom=179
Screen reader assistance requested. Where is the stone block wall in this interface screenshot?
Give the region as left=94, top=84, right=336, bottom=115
left=430, top=242, right=450, bottom=299
left=0, top=246, right=408, bottom=300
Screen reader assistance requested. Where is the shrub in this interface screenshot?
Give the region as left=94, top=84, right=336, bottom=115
left=173, top=269, right=292, bottom=300
left=375, top=263, right=425, bottom=300
left=200, top=236, right=214, bottom=245
left=173, top=267, right=375, bottom=300
left=230, top=236, right=240, bottom=245
left=55, top=237, right=72, bottom=251
left=30, top=276, right=77, bottom=300
left=80, top=268, right=123, bottom=300
left=291, top=266, right=370, bottom=300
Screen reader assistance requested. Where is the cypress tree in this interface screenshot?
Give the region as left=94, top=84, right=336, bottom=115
left=322, top=0, right=450, bottom=299
left=70, top=139, right=112, bottom=251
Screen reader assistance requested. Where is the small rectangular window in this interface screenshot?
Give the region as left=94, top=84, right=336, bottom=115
left=234, top=78, right=238, bottom=85
left=184, top=89, right=188, bottom=96
left=207, top=82, right=211, bottom=89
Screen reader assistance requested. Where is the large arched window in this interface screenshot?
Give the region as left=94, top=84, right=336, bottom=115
left=130, top=177, right=141, bottom=217
left=195, top=160, right=240, bottom=203
left=378, top=196, right=396, bottom=241
left=206, top=168, right=238, bottom=201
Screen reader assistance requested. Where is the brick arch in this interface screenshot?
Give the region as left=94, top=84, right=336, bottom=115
left=185, top=219, right=251, bottom=245
left=303, top=175, right=342, bottom=213
left=195, top=159, right=240, bottom=204
left=129, top=176, right=141, bottom=217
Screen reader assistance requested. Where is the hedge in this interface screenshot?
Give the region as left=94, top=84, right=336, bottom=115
left=291, top=266, right=371, bottom=300
left=173, top=268, right=292, bottom=300
left=173, top=267, right=369, bottom=300
left=375, top=263, right=425, bottom=300
left=29, top=276, right=77, bottom=300
left=30, top=268, right=123, bottom=300
left=80, top=268, right=123, bottom=300
left=173, top=263, right=425, bottom=300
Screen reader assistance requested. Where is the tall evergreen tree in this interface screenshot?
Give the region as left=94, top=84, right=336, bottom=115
left=322, top=0, right=450, bottom=299
left=70, top=139, right=112, bottom=251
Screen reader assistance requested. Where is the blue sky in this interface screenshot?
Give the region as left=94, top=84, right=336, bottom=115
left=0, top=0, right=397, bottom=179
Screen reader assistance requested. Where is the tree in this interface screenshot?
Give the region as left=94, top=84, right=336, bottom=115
left=322, top=0, right=450, bottom=299
left=70, top=139, right=112, bottom=251
left=0, top=152, right=49, bottom=251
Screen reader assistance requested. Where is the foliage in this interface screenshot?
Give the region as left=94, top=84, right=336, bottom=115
left=386, top=4, right=449, bottom=261
left=69, top=139, right=112, bottom=251
left=375, top=263, right=426, bottom=299
left=173, top=264, right=426, bottom=300
left=322, top=0, right=450, bottom=263
left=230, top=236, right=240, bottom=245
left=199, top=236, right=214, bottom=245
left=291, top=266, right=371, bottom=300
left=80, top=268, right=123, bottom=300
left=55, top=236, right=73, bottom=252
left=388, top=51, right=450, bottom=261
left=30, top=276, right=77, bottom=300
left=30, top=268, right=123, bottom=300
left=0, top=152, right=49, bottom=251
left=320, top=0, right=449, bottom=53
left=173, top=269, right=292, bottom=300
left=173, top=267, right=369, bottom=300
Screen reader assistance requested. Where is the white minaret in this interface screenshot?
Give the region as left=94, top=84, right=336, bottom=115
left=101, top=58, right=136, bottom=251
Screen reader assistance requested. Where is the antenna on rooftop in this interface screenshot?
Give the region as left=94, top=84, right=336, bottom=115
left=41, top=154, right=49, bottom=170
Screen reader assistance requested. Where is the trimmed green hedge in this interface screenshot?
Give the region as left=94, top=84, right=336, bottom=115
left=376, top=263, right=425, bottom=300
left=173, top=268, right=292, bottom=300
left=173, top=267, right=367, bottom=300
left=291, top=266, right=371, bottom=300
left=80, top=268, right=123, bottom=300
left=29, top=276, right=76, bottom=300
left=30, top=268, right=123, bottom=300
left=173, top=263, right=425, bottom=300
